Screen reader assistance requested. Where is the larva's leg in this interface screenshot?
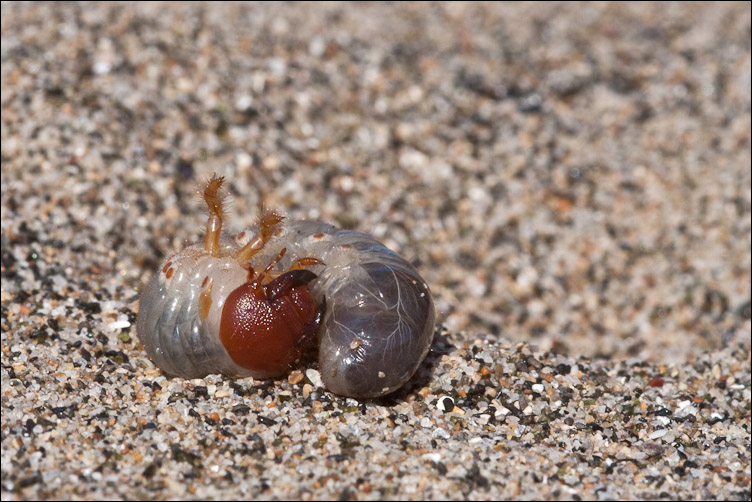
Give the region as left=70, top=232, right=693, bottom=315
left=253, top=257, right=323, bottom=284
left=203, top=175, right=225, bottom=257
left=250, top=248, right=287, bottom=289
left=289, top=256, right=325, bottom=270
left=235, top=209, right=284, bottom=263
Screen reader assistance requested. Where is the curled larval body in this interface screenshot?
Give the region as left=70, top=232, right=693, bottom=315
left=138, top=212, right=435, bottom=399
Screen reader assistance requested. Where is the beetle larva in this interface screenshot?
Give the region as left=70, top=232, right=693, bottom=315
left=137, top=176, right=435, bottom=398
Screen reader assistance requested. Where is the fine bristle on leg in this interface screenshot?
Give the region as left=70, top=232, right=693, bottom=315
left=203, top=174, right=225, bottom=257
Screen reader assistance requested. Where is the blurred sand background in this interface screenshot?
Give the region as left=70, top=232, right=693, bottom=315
left=2, top=2, right=750, bottom=500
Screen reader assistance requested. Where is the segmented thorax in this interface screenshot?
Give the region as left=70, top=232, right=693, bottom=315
left=137, top=242, right=252, bottom=378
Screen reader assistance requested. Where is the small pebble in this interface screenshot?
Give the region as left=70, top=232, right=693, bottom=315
left=305, top=369, right=323, bottom=388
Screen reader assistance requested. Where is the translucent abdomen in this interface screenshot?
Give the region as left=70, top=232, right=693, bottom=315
left=249, top=221, right=436, bottom=398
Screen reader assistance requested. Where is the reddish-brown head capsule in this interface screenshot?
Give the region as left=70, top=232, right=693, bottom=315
left=219, top=269, right=323, bottom=376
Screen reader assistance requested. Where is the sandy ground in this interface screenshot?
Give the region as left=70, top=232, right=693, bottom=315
left=1, top=2, right=750, bottom=500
